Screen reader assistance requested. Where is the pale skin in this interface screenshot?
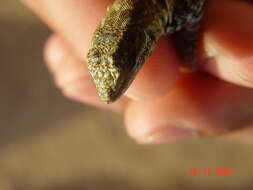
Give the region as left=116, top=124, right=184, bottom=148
left=22, top=0, right=253, bottom=144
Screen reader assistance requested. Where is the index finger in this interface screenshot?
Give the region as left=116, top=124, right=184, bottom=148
left=22, top=0, right=181, bottom=101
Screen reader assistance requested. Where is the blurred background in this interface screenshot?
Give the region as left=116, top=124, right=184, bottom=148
left=1, top=1, right=253, bottom=190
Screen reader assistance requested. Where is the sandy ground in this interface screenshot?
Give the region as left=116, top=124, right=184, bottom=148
left=1, top=1, right=253, bottom=190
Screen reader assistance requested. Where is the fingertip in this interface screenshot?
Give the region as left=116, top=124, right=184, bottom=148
left=124, top=99, right=196, bottom=144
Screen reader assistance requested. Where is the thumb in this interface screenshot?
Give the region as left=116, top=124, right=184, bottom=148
left=125, top=73, right=253, bottom=144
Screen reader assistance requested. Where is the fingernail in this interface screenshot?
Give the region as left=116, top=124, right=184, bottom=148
left=138, top=127, right=197, bottom=144
left=125, top=90, right=142, bottom=101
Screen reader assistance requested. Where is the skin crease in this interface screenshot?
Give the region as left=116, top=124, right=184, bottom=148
left=22, top=0, right=253, bottom=144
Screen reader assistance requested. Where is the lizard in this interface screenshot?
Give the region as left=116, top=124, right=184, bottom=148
left=86, top=0, right=206, bottom=103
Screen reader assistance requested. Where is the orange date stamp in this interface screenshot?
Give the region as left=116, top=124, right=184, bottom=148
left=189, top=168, right=233, bottom=176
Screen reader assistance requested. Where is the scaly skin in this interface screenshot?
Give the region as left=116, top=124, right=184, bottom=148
left=87, top=0, right=205, bottom=103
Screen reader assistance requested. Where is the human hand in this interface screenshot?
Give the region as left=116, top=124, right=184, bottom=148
left=22, top=0, right=253, bottom=144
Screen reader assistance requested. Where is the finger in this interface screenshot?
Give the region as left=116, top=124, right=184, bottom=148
left=200, top=0, right=253, bottom=88
left=125, top=72, right=253, bottom=144
left=44, top=34, right=129, bottom=111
